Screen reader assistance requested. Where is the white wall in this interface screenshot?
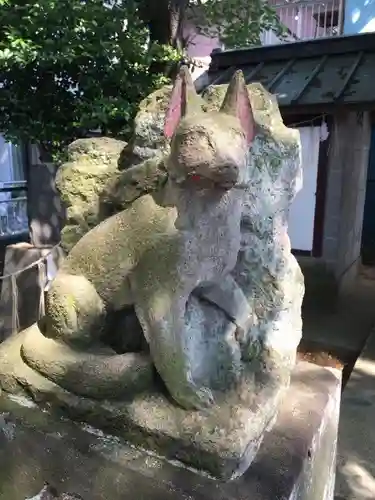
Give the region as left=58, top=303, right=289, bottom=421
left=288, top=126, right=321, bottom=252
left=0, top=135, right=14, bottom=183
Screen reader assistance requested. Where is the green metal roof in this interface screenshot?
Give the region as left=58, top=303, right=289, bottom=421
left=203, top=33, right=375, bottom=111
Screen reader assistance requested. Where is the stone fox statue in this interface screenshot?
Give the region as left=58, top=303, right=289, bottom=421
left=21, top=67, right=255, bottom=410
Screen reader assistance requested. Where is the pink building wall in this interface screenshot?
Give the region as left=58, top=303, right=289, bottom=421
left=184, top=22, right=221, bottom=80
left=184, top=23, right=221, bottom=58
left=268, top=0, right=318, bottom=40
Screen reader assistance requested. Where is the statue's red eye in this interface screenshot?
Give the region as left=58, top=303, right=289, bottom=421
left=191, top=174, right=201, bottom=181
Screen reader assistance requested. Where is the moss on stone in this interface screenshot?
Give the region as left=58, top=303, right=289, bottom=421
left=57, top=81, right=300, bottom=255
left=138, top=85, right=173, bottom=115
left=100, top=157, right=167, bottom=211
left=56, top=138, right=126, bottom=251
left=66, top=137, right=126, bottom=164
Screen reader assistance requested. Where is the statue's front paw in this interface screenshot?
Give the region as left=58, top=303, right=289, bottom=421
left=193, top=385, right=215, bottom=409
left=174, top=382, right=215, bottom=411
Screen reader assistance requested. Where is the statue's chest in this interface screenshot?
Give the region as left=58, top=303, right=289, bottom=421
left=199, top=198, right=242, bottom=244
left=177, top=193, right=243, bottom=275
left=188, top=215, right=242, bottom=274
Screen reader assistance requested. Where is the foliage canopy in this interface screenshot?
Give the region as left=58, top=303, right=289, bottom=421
left=0, top=0, right=284, bottom=158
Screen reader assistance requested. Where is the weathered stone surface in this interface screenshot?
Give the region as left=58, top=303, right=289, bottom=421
left=26, top=483, right=83, bottom=500
left=120, top=86, right=172, bottom=167
left=56, top=132, right=169, bottom=251
left=0, top=69, right=304, bottom=479
left=99, top=157, right=168, bottom=220
left=56, top=137, right=126, bottom=251
left=232, top=82, right=304, bottom=357
left=0, top=362, right=341, bottom=499
left=0, top=326, right=290, bottom=480
left=54, top=88, right=176, bottom=253
left=55, top=81, right=188, bottom=250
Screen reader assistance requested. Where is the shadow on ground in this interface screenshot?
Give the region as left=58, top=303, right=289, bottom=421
left=299, top=266, right=375, bottom=385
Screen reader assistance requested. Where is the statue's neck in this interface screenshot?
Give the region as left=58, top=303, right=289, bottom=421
left=168, top=179, right=233, bottom=231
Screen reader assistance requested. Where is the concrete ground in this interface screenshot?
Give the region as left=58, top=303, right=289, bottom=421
left=301, top=266, right=375, bottom=500
left=335, top=329, right=375, bottom=500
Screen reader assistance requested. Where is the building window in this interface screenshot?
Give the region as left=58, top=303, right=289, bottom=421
left=0, top=135, right=28, bottom=238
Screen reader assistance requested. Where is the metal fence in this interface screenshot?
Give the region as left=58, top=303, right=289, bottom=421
left=261, top=0, right=344, bottom=45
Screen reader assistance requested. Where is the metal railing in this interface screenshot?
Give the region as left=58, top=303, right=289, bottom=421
left=0, top=181, right=29, bottom=239
left=261, top=0, right=344, bottom=46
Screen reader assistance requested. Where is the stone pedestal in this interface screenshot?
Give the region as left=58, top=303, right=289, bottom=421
left=0, top=362, right=341, bottom=500
left=0, top=243, right=64, bottom=341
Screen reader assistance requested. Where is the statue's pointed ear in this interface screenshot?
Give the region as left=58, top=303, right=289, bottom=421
left=220, top=70, right=255, bottom=146
left=164, top=66, right=204, bottom=139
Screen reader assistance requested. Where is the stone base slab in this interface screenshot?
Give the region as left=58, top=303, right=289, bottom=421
left=0, top=360, right=341, bottom=499
left=0, top=328, right=292, bottom=480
